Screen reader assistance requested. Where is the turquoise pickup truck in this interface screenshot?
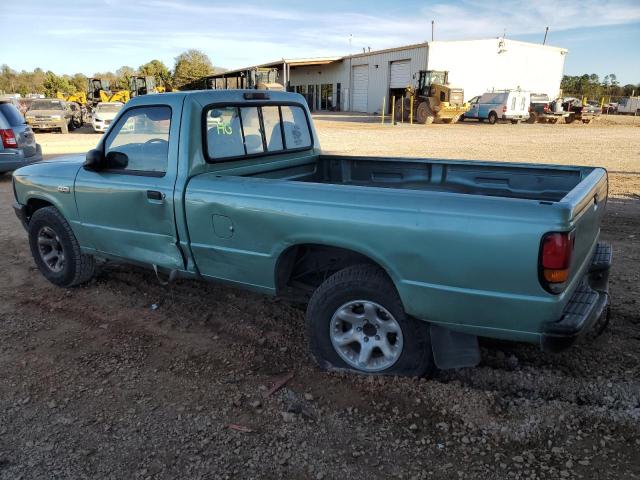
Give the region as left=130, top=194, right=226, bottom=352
left=11, top=90, right=611, bottom=376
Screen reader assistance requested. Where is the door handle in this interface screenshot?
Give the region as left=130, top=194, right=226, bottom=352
left=146, top=190, right=165, bottom=201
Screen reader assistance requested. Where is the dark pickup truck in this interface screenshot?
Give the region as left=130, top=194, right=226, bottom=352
left=527, top=94, right=569, bottom=124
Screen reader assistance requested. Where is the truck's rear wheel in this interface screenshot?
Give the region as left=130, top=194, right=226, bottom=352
left=28, top=207, right=95, bottom=287
left=526, top=113, right=537, bottom=124
left=488, top=112, right=498, bottom=124
left=306, top=264, right=433, bottom=377
left=565, top=114, right=575, bottom=124
left=415, top=102, right=434, bottom=125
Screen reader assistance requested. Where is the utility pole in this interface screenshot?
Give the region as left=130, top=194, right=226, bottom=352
left=543, top=26, right=549, bottom=45
left=431, top=20, right=434, bottom=41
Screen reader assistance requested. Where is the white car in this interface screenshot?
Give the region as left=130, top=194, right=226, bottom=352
left=92, top=102, right=124, bottom=133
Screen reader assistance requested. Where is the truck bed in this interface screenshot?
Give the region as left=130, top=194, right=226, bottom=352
left=248, top=155, right=591, bottom=202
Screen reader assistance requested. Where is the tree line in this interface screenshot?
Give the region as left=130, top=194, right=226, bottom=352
left=561, top=73, right=639, bottom=99
left=0, top=49, right=216, bottom=97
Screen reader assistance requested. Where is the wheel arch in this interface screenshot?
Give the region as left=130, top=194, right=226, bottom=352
left=24, top=195, right=59, bottom=223
left=274, top=242, right=399, bottom=301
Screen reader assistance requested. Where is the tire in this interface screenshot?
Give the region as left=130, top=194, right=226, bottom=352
left=60, top=123, right=69, bottom=134
left=415, top=102, right=435, bottom=125
left=306, top=264, right=434, bottom=377
left=28, top=206, right=95, bottom=287
left=488, top=112, right=498, bottom=125
left=526, top=113, right=537, bottom=124
left=565, top=114, right=575, bottom=124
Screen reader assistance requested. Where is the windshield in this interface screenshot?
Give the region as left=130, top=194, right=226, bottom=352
left=97, top=104, right=122, bottom=113
left=30, top=100, right=64, bottom=110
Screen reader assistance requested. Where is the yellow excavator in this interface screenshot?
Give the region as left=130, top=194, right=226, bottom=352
left=56, top=90, right=87, bottom=106
left=60, top=76, right=164, bottom=113
left=399, top=70, right=470, bottom=124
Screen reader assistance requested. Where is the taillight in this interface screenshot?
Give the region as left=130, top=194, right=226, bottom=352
left=0, top=129, right=17, bottom=148
left=502, top=105, right=507, bottom=112
left=539, top=232, right=574, bottom=293
left=543, top=104, right=549, bottom=112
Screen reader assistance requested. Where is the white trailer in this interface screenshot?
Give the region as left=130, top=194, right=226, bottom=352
left=617, top=97, right=640, bottom=114
left=426, top=39, right=568, bottom=101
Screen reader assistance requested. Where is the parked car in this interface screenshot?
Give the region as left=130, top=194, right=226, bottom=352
left=0, top=100, right=42, bottom=173
left=462, top=90, right=530, bottom=124
left=91, top=102, right=123, bottom=133
left=12, top=90, right=611, bottom=376
left=527, top=94, right=569, bottom=124
left=25, top=99, right=75, bottom=133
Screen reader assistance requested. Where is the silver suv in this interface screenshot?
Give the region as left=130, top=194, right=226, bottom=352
left=0, top=101, right=42, bottom=173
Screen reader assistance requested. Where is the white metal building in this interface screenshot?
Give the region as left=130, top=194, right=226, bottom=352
left=205, top=38, right=568, bottom=114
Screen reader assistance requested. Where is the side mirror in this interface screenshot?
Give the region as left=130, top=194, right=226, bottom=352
left=84, top=149, right=104, bottom=171
left=105, top=151, right=128, bottom=169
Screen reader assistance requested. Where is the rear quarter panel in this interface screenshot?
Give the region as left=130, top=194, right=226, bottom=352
left=185, top=175, right=577, bottom=342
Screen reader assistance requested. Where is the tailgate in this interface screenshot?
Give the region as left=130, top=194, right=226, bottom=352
left=563, top=168, right=608, bottom=280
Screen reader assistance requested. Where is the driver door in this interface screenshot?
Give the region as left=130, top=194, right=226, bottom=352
left=74, top=102, right=184, bottom=270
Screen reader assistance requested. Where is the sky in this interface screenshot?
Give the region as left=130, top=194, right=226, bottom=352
left=2, top=0, right=639, bottom=84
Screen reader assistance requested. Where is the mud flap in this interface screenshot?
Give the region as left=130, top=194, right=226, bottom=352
left=430, top=324, right=480, bottom=369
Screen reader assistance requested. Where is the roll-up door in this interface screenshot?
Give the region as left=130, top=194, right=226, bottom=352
left=389, top=60, right=410, bottom=89
left=351, top=65, right=369, bottom=112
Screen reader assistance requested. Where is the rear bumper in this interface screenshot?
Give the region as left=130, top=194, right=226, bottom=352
left=541, top=242, right=612, bottom=352
left=502, top=114, right=528, bottom=120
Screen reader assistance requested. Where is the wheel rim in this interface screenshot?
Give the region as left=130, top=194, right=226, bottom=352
left=37, top=226, right=65, bottom=273
left=329, top=300, right=404, bottom=372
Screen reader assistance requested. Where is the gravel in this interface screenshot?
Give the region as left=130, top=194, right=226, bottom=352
left=0, top=118, right=638, bottom=479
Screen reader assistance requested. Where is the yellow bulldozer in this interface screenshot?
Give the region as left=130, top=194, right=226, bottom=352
left=129, top=76, right=166, bottom=97
left=400, top=70, right=469, bottom=124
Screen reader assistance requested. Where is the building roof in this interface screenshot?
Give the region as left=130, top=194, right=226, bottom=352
left=207, top=38, right=567, bottom=79
left=210, top=56, right=343, bottom=78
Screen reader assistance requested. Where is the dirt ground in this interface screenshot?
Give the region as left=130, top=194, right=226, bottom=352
left=0, top=117, right=639, bottom=480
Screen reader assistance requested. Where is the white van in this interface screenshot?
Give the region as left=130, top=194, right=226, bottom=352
left=463, top=90, right=530, bottom=124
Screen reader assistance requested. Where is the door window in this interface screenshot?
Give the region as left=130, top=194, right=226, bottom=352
left=105, top=106, right=171, bottom=174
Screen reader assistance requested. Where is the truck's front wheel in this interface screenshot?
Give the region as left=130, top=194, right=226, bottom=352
left=306, top=264, right=433, bottom=376
left=28, top=207, right=95, bottom=287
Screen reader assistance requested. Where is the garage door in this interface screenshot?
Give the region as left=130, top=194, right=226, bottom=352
left=389, top=60, right=410, bottom=89
left=351, top=65, right=369, bottom=112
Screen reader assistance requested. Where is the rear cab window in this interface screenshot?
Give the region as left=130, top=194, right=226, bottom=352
left=204, top=103, right=312, bottom=162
